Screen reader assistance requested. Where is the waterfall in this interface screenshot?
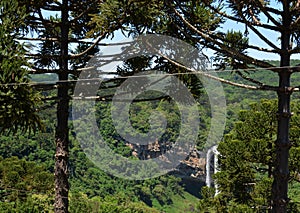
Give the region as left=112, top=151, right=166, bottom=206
left=205, top=145, right=219, bottom=195
left=213, top=145, right=219, bottom=195
left=205, top=147, right=213, bottom=187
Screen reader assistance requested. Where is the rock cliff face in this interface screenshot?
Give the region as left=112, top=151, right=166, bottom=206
left=126, top=140, right=206, bottom=179
left=126, top=139, right=172, bottom=160
left=179, top=150, right=206, bottom=178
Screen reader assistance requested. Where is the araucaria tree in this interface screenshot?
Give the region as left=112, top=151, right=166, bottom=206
left=92, top=0, right=300, bottom=212
left=18, top=0, right=102, bottom=212
left=199, top=99, right=300, bottom=212
left=0, top=0, right=42, bottom=133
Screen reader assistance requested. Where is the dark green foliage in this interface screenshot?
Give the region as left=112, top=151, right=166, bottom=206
left=91, top=1, right=212, bottom=101
left=0, top=157, right=53, bottom=195
left=0, top=157, right=54, bottom=212
left=94, top=92, right=210, bottom=154
left=0, top=99, right=188, bottom=211
left=215, top=100, right=277, bottom=209
left=0, top=0, right=42, bottom=134
left=198, top=186, right=254, bottom=213
left=69, top=192, right=160, bottom=213
left=215, top=30, right=249, bottom=70
left=0, top=106, right=56, bottom=171
left=5, top=0, right=300, bottom=210
left=90, top=0, right=164, bottom=36
left=198, top=99, right=300, bottom=212
left=91, top=0, right=221, bottom=41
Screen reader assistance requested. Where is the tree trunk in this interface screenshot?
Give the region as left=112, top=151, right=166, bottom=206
left=272, top=7, right=292, bottom=210
left=272, top=72, right=291, bottom=212
left=54, top=0, right=69, bottom=212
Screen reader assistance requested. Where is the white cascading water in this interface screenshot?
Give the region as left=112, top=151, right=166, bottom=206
left=213, top=145, right=219, bottom=195
left=205, top=146, right=214, bottom=187
left=205, top=145, right=219, bottom=195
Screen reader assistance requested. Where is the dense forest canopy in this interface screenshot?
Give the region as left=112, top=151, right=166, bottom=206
left=91, top=1, right=300, bottom=211
left=1, top=0, right=300, bottom=212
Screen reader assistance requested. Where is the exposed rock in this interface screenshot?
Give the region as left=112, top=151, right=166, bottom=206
left=125, top=140, right=206, bottom=179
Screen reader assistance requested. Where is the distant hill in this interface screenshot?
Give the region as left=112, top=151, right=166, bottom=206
left=29, top=73, right=58, bottom=82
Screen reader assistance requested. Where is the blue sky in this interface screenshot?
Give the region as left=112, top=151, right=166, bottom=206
left=103, top=0, right=299, bottom=62
left=41, top=1, right=299, bottom=62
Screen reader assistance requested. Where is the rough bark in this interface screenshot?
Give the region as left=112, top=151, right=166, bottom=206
left=54, top=0, right=69, bottom=212
left=272, top=70, right=292, bottom=213
left=272, top=2, right=292, bottom=211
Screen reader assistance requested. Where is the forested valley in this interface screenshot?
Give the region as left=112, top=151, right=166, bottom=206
left=2, top=0, right=300, bottom=212
left=1, top=60, right=300, bottom=212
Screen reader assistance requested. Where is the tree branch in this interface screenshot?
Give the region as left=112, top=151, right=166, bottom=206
left=264, top=6, right=281, bottom=15
left=36, top=9, right=60, bottom=26
left=256, top=1, right=281, bottom=27
left=205, top=3, right=280, bottom=32
left=25, top=53, right=61, bottom=60
left=247, top=24, right=280, bottom=51
left=41, top=5, right=61, bottom=11
left=235, top=70, right=264, bottom=86
left=69, top=34, right=106, bottom=58
left=290, top=46, right=300, bottom=54
left=172, top=8, right=277, bottom=71
left=19, top=37, right=59, bottom=42
left=19, top=37, right=133, bottom=46
left=203, top=3, right=280, bottom=51
left=143, top=39, right=278, bottom=91
left=73, top=94, right=171, bottom=103
left=246, top=44, right=279, bottom=53
left=291, top=16, right=300, bottom=29
left=69, top=7, right=93, bottom=24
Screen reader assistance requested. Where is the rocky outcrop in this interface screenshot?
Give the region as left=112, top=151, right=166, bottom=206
left=126, top=139, right=173, bottom=160
left=126, top=141, right=206, bottom=179
left=174, top=149, right=206, bottom=179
